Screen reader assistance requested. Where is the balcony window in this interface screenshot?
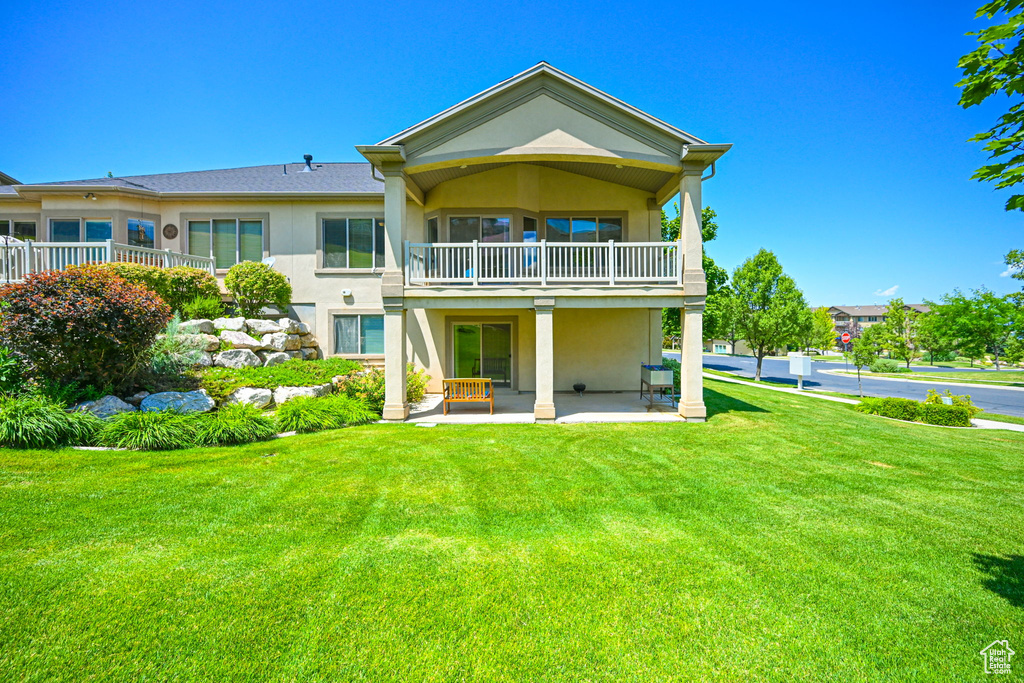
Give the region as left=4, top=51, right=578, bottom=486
left=333, top=314, right=384, bottom=354
left=188, top=218, right=264, bottom=269
left=323, top=218, right=385, bottom=269
left=50, top=218, right=111, bottom=242
left=127, top=219, right=155, bottom=249
left=545, top=217, right=622, bottom=242
left=0, top=220, right=36, bottom=241
left=449, top=216, right=510, bottom=243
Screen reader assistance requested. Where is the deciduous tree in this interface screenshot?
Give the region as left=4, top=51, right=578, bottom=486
left=731, top=249, right=808, bottom=380
left=880, top=298, right=919, bottom=369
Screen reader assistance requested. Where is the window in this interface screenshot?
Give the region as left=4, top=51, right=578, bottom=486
left=333, top=314, right=384, bottom=354
left=449, top=216, right=511, bottom=243
left=322, top=218, right=385, bottom=269
left=50, top=218, right=111, bottom=242
left=545, top=216, right=622, bottom=242
left=868, top=316, right=878, bottom=322
left=0, top=220, right=36, bottom=241
left=714, top=344, right=728, bottom=354
left=127, top=219, right=155, bottom=249
left=427, top=217, right=438, bottom=243
left=188, top=218, right=264, bottom=269
left=523, top=216, right=538, bottom=243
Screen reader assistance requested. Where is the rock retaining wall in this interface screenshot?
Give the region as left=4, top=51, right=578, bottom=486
left=180, top=317, right=322, bottom=368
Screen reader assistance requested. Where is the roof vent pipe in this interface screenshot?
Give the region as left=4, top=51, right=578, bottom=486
left=282, top=164, right=287, bottom=175
left=302, top=154, right=313, bottom=172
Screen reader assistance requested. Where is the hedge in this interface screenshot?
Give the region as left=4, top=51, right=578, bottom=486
left=856, top=396, right=972, bottom=427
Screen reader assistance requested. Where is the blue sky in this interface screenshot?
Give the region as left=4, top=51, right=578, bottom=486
left=1, top=0, right=1020, bottom=306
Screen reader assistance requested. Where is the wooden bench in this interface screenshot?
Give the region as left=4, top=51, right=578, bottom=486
left=442, top=378, right=494, bottom=415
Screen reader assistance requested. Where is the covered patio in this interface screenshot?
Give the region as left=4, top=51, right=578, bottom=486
left=406, top=388, right=681, bottom=424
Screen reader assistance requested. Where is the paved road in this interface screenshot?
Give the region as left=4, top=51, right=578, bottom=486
left=663, top=352, right=1024, bottom=417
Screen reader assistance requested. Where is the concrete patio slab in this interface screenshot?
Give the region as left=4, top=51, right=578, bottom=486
left=406, top=389, right=682, bottom=425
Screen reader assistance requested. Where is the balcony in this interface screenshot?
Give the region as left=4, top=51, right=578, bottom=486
left=405, top=240, right=684, bottom=287
left=0, top=238, right=216, bottom=284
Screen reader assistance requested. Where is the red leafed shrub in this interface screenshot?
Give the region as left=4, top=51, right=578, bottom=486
left=0, top=265, right=171, bottom=390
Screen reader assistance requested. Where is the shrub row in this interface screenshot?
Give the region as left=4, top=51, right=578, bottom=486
left=869, top=358, right=909, bottom=374
left=0, top=393, right=379, bottom=451
left=100, top=263, right=219, bottom=315
left=855, top=396, right=972, bottom=427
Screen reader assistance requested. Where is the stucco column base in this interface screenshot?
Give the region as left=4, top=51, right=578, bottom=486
left=534, top=402, right=556, bottom=421
left=382, top=403, right=410, bottom=421
left=680, top=402, right=707, bottom=422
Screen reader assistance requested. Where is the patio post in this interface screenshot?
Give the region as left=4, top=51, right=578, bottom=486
left=678, top=302, right=706, bottom=422
left=533, top=297, right=556, bottom=422
left=680, top=167, right=706, bottom=292
left=381, top=304, right=409, bottom=420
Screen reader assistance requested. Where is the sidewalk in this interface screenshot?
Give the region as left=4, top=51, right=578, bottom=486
left=703, top=372, right=1024, bottom=433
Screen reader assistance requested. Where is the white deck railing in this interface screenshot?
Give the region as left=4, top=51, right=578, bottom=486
left=405, top=240, right=684, bottom=286
left=0, top=239, right=216, bottom=284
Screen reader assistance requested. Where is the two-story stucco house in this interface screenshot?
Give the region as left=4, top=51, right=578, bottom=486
left=0, top=63, right=730, bottom=422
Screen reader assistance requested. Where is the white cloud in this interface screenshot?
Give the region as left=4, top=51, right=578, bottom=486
left=874, top=285, right=899, bottom=297
left=1001, top=267, right=1021, bottom=278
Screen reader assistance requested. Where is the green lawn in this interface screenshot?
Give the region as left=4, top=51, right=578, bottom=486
left=835, top=369, right=1024, bottom=388
left=1, top=379, right=1023, bottom=681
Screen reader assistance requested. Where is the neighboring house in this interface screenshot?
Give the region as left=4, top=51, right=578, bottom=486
left=0, top=63, right=730, bottom=422
left=828, top=304, right=930, bottom=330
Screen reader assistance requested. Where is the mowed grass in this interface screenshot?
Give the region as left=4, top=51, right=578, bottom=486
left=1, top=379, right=1023, bottom=681
left=862, top=369, right=1024, bottom=387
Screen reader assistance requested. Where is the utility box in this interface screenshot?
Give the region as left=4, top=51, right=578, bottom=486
left=788, top=353, right=812, bottom=377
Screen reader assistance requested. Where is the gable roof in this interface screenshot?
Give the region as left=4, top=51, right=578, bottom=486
left=829, top=304, right=930, bottom=316
left=378, top=62, right=708, bottom=148
left=3, top=162, right=383, bottom=198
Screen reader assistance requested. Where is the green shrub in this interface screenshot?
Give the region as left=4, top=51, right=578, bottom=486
left=200, top=357, right=361, bottom=402
left=856, top=397, right=921, bottom=422
left=920, top=403, right=972, bottom=427
left=182, top=296, right=224, bottom=321
left=276, top=394, right=378, bottom=433
left=337, top=365, right=430, bottom=413
left=869, top=358, right=903, bottom=373
left=0, top=394, right=101, bottom=449
left=0, top=265, right=171, bottom=391
left=150, top=315, right=207, bottom=376
left=97, top=410, right=198, bottom=450
left=662, top=357, right=682, bottom=393
left=0, top=347, right=26, bottom=396
left=196, top=403, right=277, bottom=446
left=223, top=262, right=291, bottom=318
left=101, top=264, right=218, bottom=315
left=924, top=388, right=981, bottom=417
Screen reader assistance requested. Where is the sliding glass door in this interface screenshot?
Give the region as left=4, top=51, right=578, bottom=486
left=452, top=323, right=512, bottom=387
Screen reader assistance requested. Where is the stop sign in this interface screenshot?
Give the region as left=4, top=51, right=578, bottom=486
left=841, top=332, right=851, bottom=343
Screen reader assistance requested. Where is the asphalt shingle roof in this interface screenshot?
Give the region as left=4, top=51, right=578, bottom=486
left=6, top=162, right=383, bottom=194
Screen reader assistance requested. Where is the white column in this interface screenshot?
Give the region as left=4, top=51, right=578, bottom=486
left=382, top=306, right=408, bottom=421
left=678, top=303, right=706, bottom=421
left=534, top=299, right=556, bottom=421
left=382, top=170, right=406, bottom=272
left=680, top=169, right=705, bottom=291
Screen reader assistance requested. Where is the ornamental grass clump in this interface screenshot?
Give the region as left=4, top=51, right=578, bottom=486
left=97, top=410, right=199, bottom=451
left=196, top=403, right=277, bottom=446
left=0, top=394, right=101, bottom=449
left=275, top=394, right=378, bottom=434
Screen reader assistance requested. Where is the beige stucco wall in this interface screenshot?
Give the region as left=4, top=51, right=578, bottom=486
left=406, top=305, right=661, bottom=394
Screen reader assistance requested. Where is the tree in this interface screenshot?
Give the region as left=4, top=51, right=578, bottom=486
left=916, top=310, right=954, bottom=364
left=662, top=205, right=729, bottom=343
left=957, top=0, right=1024, bottom=211
left=811, top=307, right=837, bottom=354
left=880, top=298, right=919, bottom=369
left=932, top=288, right=1020, bottom=369
left=848, top=328, right=881, bottom=397
left=730, top=249, right=808, bottom=380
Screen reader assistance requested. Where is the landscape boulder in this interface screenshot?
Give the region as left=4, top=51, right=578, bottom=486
left=277, top=318, right=302, bottom=334
left=247, top=319, right=284, bottom=335
left=141, top=390, right=216, bottom=414
left=262, top=351, right=291, bottom=367
left=195, top=352, right=214, bottom=368
left=76, top=395, right=137, bottom=419
left=124, top=391, right=150, bottom=406
left=214, top=349, right=262, bottom=369
left=213, top=316, right=246, bottom=332
left=294, top=322, right=311, bottom=335
left=273, top=384, right=332, bottom=405
left=180, top=319, right=216, bottom=334
left=300, top=347, right=319, bottom=360
left=197, top=334, right=221, bottom=352
left=224, top=387, right=273, bottom=409
left=299, top=333, right=317, bottom=348
left=220, top=330, right=263, bottom=350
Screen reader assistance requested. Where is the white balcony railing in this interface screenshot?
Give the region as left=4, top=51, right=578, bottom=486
left=405, top=240, right=684, bottom=287
left=0, top=239, right=216, bottom=284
